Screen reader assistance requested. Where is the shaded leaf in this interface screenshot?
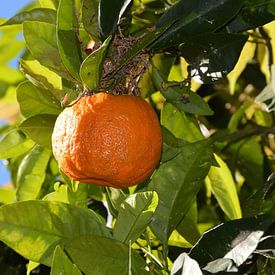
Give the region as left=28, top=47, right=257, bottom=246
left=203, top=258, right=238, bottom=274
left=227, top=0, right=275, bottom=32
left=153, top=68, right=213, bottom=115
left=151, top=0, right=243, bottom=49
left=0, top=130, right=34, bottom=159
left=0, top=8, right=56, bottom=26
left=57, top=0, right=82, bottom=81
left=190, top=215, right=274, bottom=267
left=0, top=200, right=110, bottom=266
left=65, top=235, right=148, bottom=275
left=51, top=246, right=82, bottom=275
left=16, top=145, right=51, bottom=201
left=179, top=33, right=248, bottom=83
left=177, top=201, right=201, bottom=245
left=17, top=81, right=61, bottom=117
left=82, top=0, right=100, bottom=41
left=80, top=36, right=111, bottom=90
left=148, top=139, right=214, bottom=243
left=114, top=191, right=158, bottom=244
left=99, top=0, right=132, bottom=40
left=171, top=253, right=202, bottom=275
left=205, top=154, right=242, bottom=220
left=19, top=114, right=57, bottom=149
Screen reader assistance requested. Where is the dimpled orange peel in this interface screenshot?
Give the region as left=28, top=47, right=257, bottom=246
left=52, top=92, right=162, bottom=188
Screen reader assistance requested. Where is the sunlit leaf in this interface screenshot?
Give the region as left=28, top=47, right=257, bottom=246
left=0, top=8, right=56, bottom=26
left=19, top=114, right=57, bottom=149
left=205, top=154, right=242, bottom=220
left=0, top=200, right=110, bottom=266
left=80, top=36, right=111, bottom=90
left=114, top=191, right=158, bottom=244
left=65, top=235, right=148, bottom=275
left=0, top=130, right=34, bottom=159
left=16, top=145, right=51, bottom=201
left=17, top=81, right=61, bottom=117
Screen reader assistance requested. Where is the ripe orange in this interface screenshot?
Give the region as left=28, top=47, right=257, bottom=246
left=52, top=92, right=162, bottom=188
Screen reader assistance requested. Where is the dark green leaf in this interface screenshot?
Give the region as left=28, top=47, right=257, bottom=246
left=177, top=201, right=201, bottom=245
left=82, top=0, right=100, bottom=41
left=23, top=21, right=74, bottom=81
left=113, top=191, right=158, bottom=244
left=0, top=8, right=56, bottom=26
left=151, top=0, right=243, bottom=49
left=227, top=0, right=275, bottom=32
left=99, top=0, right=132, bottom=40
left=57, top=0, right=82, bottom=81
left=148, top=139, right=214, bottom=243
left=19, top=114, right=57, bottom=148
left=16, top=145, right=51, bottom=201
left=171, top=253, right=202, bottom=275
left=190, top=215, right=274, bottom=267
left=153, top=68, right=213, bottom=115
left=0, top=130, right=34, bottom=159
left=179, top=33, right=248, bottom=83
left=0, top=200, right=110, bottom=266
left=65, top=235, right=148, bottom=275
left=17, top=81, right=61, bottom=117
left=51, top=246, right=82, bottom=275
left=80, top=36, right=111, bottom=90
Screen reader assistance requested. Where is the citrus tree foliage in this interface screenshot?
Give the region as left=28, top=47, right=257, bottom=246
left=0, top=0, right=275, bottom=274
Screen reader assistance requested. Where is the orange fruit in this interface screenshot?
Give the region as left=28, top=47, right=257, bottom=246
left=52, top=92, right=162, bottom=188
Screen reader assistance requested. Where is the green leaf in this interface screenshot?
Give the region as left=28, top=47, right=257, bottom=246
left=151, top=0, right=243, bottom=49
left=153, top=68, right=213, bottom=115
left=17, top=81, right=61, bottom=117
left=57, top=0, right=82, bottom=81
left=82, top=0, right=100, bottom=41
left=0, top=66, right=24, bottom=85
left=227, top=0, right=275, bottom=32
left=0, top=200, right=110, bottom=266
left=0, top=40, right=25, bottom=65
left=99, top=0, right=132, bottom=40
left=148, top=139, right=214, bottom=243
left=23, top=21, right=74, bottom=81
left=190, top=215, right=274, bottom=267
left=205, top=154, right=242, bottom=220
left=171, top=253, right=202, bottom=275
left=114, top=191, right=158, bottom=244
left=0, top=8, right=56, bottom=26
left=19, top=114, right=57, bottom=149
left=0, top=130, right=34, bottom=159
left=20, top=59, right=62, bottom=90
left=105, top=187, right=129, bottom=217
left=51, top=246, right=82, bottom=275
left=65, top=235, right=148, bottom=275
left=16, top=145, right=51, bottom=201
left=39, top=0, right=59, bottom=9
left=179, top=33, right=248, bottom=83
left=80, top=36, right=112, bottom=90
left=177, top=201, right=201, bottom=245
left=203, top=258, right=238, bottom=274
left=161, top=102, right=203, bottom=142
left=0, top=187, right=16, bottom=204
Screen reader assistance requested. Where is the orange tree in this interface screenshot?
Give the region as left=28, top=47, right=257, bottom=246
left=0, top=0, right=274, bottom=274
